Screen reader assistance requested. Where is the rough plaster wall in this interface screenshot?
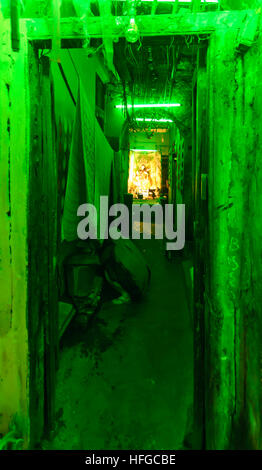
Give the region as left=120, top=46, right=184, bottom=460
left=0, top=21, right=29, bottom=446
left=240, top=27, right=262, bottom=450
left=206, top=22, right=262, bottom=449
left=221, top=0, right=262, bottom=9
left=207, top=27, right=243, bottom=449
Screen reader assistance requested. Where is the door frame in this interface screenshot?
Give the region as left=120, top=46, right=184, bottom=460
left=192, top=43, right=209, bottom=449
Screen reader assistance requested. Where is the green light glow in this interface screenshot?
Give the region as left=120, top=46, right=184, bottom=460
left=130, top=149, right=158, bottom=152
left=126, top=0, right=219, bottom=2
left=116, top=103, right=181, bottom=109
left=136, top=118, right=173, bottom=123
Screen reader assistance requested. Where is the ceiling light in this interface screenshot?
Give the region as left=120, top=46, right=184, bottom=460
left=116, top=103, right=181, bottom=109
left=136, top=118, right=173, bottom=123
left=130, top=149, right=158, bottom=152
left=126, top=17, right=140, bottom=43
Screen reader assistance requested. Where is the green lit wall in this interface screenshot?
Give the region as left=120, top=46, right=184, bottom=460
left=0, top=20, right=29, bottom=448
left=205, top=25, right=262, bottom=449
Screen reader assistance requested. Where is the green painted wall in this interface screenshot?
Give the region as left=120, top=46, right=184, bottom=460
left=205, top=20, right=262, bottom=449
left=0, top=21, right=29, bottom=449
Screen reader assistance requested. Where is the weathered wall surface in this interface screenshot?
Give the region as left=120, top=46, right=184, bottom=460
left=243, top=27, right=262, bottom=449
left=221, top=0, right=262, bottom=10
left=0, top=21, right=29, bottom=447
left=206, top=18, right=262, bottom=449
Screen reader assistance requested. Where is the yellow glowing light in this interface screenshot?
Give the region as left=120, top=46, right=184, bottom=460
left=128, top=150, right=162, bottom=199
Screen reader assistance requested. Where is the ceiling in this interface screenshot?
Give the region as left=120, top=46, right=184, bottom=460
left=1, top=0, right=221, bottom=19
left=111, top=34, right=200, bottom=132
left=2, top=0, right=257, bottom=133
left=2, top=0, right=259, bottom=20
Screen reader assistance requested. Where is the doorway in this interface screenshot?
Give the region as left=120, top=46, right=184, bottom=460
left=24, top=6, right=259, bottom=451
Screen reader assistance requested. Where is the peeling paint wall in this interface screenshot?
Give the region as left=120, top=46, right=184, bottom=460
left=0, top=21, right=29, bottom=447
left=221, top=0, right=262, bottom=9
left=206, top=19, right=262, bottom=449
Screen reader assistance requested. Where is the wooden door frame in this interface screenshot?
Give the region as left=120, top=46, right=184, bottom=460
left=192, top=43, right=209, bottom=449
left=27, top=34, right=210, bottom=450
left=27, top=45, right=59, bottom=447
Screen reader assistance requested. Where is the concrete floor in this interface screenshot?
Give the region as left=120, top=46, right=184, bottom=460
left=47, top=239, right=193, bottom=450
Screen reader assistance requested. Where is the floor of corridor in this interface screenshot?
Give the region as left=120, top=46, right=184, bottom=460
left=47, top=239, right=193, bottom=450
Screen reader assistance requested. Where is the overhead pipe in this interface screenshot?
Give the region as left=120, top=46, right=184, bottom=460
left=10, top=0, right=20, bottom=52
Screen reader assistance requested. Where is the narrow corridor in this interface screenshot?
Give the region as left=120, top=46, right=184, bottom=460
left=48, top=240, right=193, bottom=450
